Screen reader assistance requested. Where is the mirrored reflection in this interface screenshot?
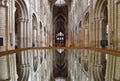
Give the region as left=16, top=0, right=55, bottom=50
left=0, top=47, right=119, bottom=81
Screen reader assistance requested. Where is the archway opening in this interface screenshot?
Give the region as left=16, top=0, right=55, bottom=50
left=15, top=1, right=24, bottom=77
left=15, top=1, right=28, bottom=80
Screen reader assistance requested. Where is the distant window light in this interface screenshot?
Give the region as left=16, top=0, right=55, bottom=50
left=57, top=38, right=60, bottom=40
left=55, top=0, right=66, bottom=6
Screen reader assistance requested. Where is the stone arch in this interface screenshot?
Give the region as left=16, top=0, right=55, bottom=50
left=77, top=20, right=82, bottom=66
left=93, top=0, right=108, bottom=81
left=15, top=0, right=28, bottom=19
left=54, top=13, right=67, bottom=23
left=15, top=1, right=30, bottom=81
left=82, top=12, right=89, bottom=73
left=83, top=13, right=89, bottom=26
left=83, top=12, right=89, bottom=46
left=55, top=15, right=66, bottom=32
left=32, top=13, right=38, bottom=47
left=94, top=0, right=103, bottom=18
left=99, top=1, right=108, bottom=40
left=32, top=13, right=38, bottom=25
left=94, top=0, right=107, bottom=18
left=32, top=13, right=39, bottom=73
left=15, top=0, right=29, bottom=48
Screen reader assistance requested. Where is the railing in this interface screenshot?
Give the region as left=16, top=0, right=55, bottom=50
left=0, top=46, right=120, bottom=56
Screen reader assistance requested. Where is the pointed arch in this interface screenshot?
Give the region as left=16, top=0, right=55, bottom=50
left=15, top=1, right=29, bottom=81
left=93, top=0, right=108, bottom=81
left=83, top=12, right=89, bottom=26
left=15, top=0, right=28, bottom=19
left=32, top=13, right=38, bottom=29
left=54, top=13, right=67, bottom=23
left=94, top=0, right=107, bottom=18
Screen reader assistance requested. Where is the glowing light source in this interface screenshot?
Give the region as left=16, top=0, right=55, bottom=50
left=55, top=0, right=66, bottom=6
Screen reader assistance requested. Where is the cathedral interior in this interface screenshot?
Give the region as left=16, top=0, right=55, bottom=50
left=0, top=0, right=120, bottom=81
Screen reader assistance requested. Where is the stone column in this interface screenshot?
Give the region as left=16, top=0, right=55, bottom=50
left=16, top=18, right=31, bottom=81
left=26, top=19, right=30, bottom=47
left=92, top=18, right=99, bottom=81
left=105, top=1, right=115, bottom=81
left=105, top=1, right=120, bottom=81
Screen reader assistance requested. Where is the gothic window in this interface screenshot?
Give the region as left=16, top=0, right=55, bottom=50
left=56, top=32, right=65, bottom=47
left=55, top=31, right=65, bottom=53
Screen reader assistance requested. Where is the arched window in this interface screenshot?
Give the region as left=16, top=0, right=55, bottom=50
left=55, top=31, right=65, bottom=53
left=56, top=31, right=65, bottom=47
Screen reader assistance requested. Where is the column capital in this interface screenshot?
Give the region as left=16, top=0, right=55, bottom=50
left=16, top=18, right=24, bottom=22
left=16, top=18, right=29, bottom=23
left=99, top=17, right=105, bottom=20
left=94, top=17, right=105, bottom=21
